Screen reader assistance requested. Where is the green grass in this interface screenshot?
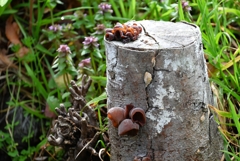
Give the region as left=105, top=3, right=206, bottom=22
left=0, top=0, right=239, bottom=160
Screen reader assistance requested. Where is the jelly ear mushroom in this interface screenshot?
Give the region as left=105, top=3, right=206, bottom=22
left=107, top=107, right=125, bottom=128
left=133, top=156, right=151, bottom=161
left=142, top=156, right=151, bottom=161
left=124, top=104, right=134, bottom=118
left=129, top=108, right=146, bottom=126
left=105, top=32, right=115, bottom=41
left=118, top=119, right=139, bottom=136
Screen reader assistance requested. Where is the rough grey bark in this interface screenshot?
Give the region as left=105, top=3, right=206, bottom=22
left=105, top=20, right=222, bottom=161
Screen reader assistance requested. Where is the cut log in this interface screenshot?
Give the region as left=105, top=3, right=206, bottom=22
left=105, top=20, right=222, bottom=161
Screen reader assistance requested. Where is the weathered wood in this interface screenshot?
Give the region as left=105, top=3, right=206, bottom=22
left=105, top=20, right=222, bottom=161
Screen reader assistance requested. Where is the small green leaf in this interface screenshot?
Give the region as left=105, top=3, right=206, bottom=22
left=35, top=44, right=53, bottom=56
left=8, top=150, right=18, bottom=157
left=81, top=49, right=91, bottom=56
left=93, top=49, right=102, bottom=58
left=94, top=13, right=103, bottom=21
left=47, top=95, right=60, bottom=111
left=91, top=76, right=106, bottom=86
left=11, top=44, right=21, bottom=52
left=58, top=63, right=67, bottom=71
left=20, top=52, right=35, bottom=62
left=86, top=92, right=107, bottom=107
left=0, top=130, right=10, bottom=142
left=62, top=92, right=70, bottom=99
left=22, top=36, right=33, bottom=47
left=63, top=102, right=71, bottom=108
left=2, top=9, right=17, bottom=14
left=46, top=0, right=56, bottom=9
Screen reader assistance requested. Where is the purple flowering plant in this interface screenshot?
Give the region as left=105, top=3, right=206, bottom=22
left=81, top=36, right=102, bottom=59
left=95, top=2, right=113, bottom=21
left=49, top=24, right=63, bottom=32
left=57, top=44, right=71, bottom=54
left=93, top=24, right=105, bottom=35
left=77, top=58, right=93, bottom=80
left=170, top=0, right=192, bottom=21
left=98, top=3, right=113, bottom=14
left=42, top=24, right=63, bottom=41
left=46, top=1, right=109, bottom=117
left=82, top=36, right=99, bottom=49
left=78, top=58, right=91, bottom=68
left=43, top=22, right=78, bottom=43
left=181, top=1, right=191, bottom=11
left=52, top=44, right=77, bottom=84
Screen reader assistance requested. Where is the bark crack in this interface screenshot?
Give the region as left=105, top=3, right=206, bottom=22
left=153, top=68, right=172, bottom=72
left=145, top=85, right=150, bottom=113
left=145, top=50, right=159, bottom=114
left=150, top=139, right=155, bottom=160
left=140, top=23, right=160, bottom=49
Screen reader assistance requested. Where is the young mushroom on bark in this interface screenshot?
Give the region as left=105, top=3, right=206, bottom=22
left=133, top=156, right=151, bottom=161
left=124, top=104, right=134, bottom=119
left=118, top=119, right=139, bottom=136
left=129, top=107, right=146, bottom=126
left=107, top=107, right=125, bottom=128
left=107, top=105, right=146, bottom=136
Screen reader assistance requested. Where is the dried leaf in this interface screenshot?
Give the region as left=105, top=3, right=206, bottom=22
left=5, top=16, right=30, bottom=58
left=5, top=16, right=21, bottom=45
left=0, top=51, right=18, bottom=69
left=44, top=103, right=57, bottom=119
left=207, top=62, right=218, bottom=78
left=16, top=46, right=30, bottom=58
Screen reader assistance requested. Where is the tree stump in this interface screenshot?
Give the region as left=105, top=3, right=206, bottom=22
left=105, top=20, right=222, bottom=161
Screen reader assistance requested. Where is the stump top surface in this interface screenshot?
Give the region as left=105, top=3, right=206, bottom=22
left=106, top=20, right=199, bottom=50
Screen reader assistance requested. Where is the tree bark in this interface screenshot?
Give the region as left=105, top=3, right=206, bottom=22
left=105, top=20, right=222, bottom=161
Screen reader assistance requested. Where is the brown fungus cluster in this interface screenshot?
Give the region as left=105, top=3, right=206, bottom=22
left=107, top=104, right=146, bottom=136
left=105, top=22, right=142, bottom=43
